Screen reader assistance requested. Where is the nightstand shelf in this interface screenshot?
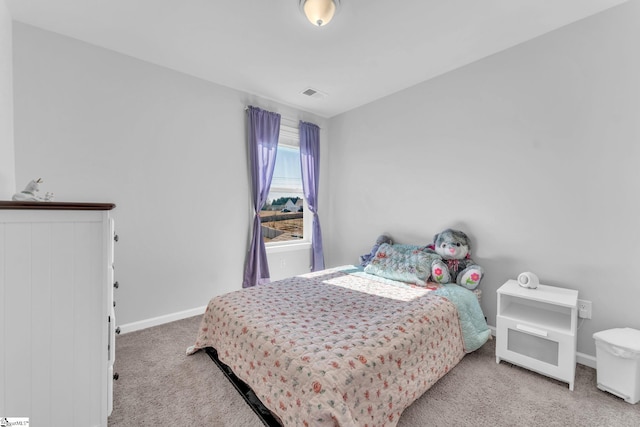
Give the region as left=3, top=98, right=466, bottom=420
left=496, top=279, right=578, bottom=390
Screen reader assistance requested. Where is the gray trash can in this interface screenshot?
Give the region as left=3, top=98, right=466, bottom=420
left=593, top=328, right=640, bottom=404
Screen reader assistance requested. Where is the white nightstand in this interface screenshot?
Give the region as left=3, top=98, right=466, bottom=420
left=496, top=279, right=578, bottom=390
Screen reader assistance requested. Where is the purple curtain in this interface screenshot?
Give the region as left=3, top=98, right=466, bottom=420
left=299, top=121, right=324, bottom=271
left=242, top=106, right=281, bottom=288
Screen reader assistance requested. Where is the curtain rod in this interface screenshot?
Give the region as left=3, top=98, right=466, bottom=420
left=244, top=106, right=319, bottom=129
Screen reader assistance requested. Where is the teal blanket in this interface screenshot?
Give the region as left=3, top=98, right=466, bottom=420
left=348, top=266, right=491, bottom=353
left=433, top=284, right=491, bottom=352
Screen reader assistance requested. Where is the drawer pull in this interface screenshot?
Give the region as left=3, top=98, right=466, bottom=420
left=516, top=324, right=548, bottom=337
left=115, top=327, right=121, bottom=335
left=114, top=281, right=119, bottom=289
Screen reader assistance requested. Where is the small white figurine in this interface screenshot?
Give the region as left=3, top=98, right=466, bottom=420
left=12, top=178, right=54, bottom=202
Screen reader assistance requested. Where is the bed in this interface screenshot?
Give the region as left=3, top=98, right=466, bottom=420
left=187, top=262, right=490, bottom=427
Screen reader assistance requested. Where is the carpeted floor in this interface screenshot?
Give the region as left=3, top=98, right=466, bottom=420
left=108, top=315, right=640, bottom=427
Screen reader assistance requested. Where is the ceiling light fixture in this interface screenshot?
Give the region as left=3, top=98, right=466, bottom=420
left=299, top=0, right=341, bottom=27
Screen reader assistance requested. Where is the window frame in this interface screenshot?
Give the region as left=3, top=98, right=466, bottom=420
left=264, top=124, right=311, bottom=250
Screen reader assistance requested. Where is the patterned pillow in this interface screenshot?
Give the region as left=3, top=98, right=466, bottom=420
left=364, top=243, right=441, bottom=286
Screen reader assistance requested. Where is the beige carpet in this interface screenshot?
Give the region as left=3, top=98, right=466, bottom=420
left=108, top=316, right=640, bottom=427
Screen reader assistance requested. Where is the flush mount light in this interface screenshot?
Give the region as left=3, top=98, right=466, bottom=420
left=299, top=0, right=341, bottom=27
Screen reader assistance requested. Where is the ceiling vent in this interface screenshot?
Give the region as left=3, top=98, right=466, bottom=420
left=301, top=87, right=328, bottom=99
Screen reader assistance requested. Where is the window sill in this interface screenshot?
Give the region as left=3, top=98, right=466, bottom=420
left=266, top=241, right=312, bottom=254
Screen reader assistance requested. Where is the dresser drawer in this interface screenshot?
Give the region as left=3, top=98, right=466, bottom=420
left=496, top=315, right=576, bottom=384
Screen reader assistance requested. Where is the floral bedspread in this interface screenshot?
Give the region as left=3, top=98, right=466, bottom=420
left=187, top=266, right=466, bottom=427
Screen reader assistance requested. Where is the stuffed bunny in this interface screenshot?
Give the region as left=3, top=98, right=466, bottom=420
left=427, top=229, right=484, bottom=290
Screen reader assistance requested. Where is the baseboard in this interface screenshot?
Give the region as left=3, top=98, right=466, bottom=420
left=576, top=352, right=597, bottom=369
left=118, top=306, right=207, bottom=334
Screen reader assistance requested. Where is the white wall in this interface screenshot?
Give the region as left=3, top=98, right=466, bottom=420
left=12, top=23, right=327, bottom=327
left=327, top=1, right=640, bottom=357
left=0, top=0, right=15, bottom=198
left=13, top=4, right=638, bottom=358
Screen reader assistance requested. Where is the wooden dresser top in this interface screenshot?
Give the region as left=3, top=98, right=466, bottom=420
left=0, top=201, right=116, bottom=210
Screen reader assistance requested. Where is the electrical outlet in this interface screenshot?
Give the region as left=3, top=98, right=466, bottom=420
left=578, top=299, right=592, bottom=319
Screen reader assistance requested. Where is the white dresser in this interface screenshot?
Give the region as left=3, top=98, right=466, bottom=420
left=0, top=201, right=117, bottom=426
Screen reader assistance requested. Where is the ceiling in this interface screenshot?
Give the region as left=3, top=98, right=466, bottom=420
left=6, top=0, right=628, bottom=118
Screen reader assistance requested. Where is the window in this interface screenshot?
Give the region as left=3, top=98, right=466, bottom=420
left=261, top=124, right=308, bottom=245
